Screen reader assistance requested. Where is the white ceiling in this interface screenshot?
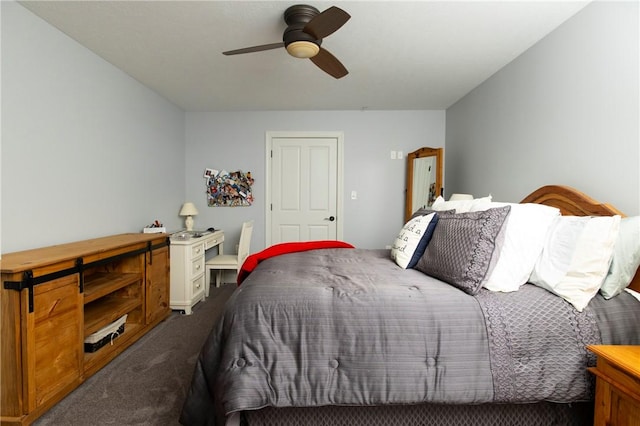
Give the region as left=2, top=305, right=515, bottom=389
left=19, top=1, right=590, bottom=112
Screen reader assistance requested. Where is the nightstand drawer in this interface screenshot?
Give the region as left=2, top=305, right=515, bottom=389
left=595, top=357, right=640, bottom=395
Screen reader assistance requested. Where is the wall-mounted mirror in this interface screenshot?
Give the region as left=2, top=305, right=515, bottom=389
left=405, top=147, right=443, bottom=223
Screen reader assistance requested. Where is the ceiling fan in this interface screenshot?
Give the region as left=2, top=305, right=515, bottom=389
left=223, top=4, right=350, bottom=79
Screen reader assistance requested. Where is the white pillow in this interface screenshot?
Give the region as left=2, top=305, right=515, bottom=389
left=472, top=202, right=560, bottom=292
left=431, top=195, right=492, bottom=213
left=600, top=216, right=640, bottom=299
left=390, top=212, right=438, bottom=269
left=625, top=288, right=640, bottom=303
left=529, top=215, right=621, bottom=311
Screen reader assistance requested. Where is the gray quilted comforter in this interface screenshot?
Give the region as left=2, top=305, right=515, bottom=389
left=180, top=249, right=640, bottom=425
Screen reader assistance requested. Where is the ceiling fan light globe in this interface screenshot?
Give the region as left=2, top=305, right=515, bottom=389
left=286, top=41, right=319, bottom=58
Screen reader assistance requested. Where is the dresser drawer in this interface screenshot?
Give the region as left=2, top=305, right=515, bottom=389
left=205, top=235, right=224, bottom=250
left=191, top=243, right=205, bottom=258
left=192, top=274, right=205, bottom=296
left=192, top=256, right=204, bottom=277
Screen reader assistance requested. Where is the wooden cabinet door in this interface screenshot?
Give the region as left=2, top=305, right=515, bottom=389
left=611, top=390, right=640, bottom=426
left=28, top=274, right=83, bottom=410
left=146, top=245, right=170, bottom=325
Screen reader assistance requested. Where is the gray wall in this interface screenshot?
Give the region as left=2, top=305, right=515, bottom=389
left=1, top=0, right=445, bottom=254
left=185, top=111, right=445, bottom=251
left=4, top=0, right=636, bottom=257
left=1, top=1, right=186, bottom=252
left=446, top=1, right=639, bottom=215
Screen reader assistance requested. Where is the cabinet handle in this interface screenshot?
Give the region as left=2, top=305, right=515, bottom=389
left=196, top=264, right=201, bottom=270
left=195, top=248, right=201, bottom=254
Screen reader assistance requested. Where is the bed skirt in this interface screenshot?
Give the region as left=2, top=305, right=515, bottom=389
left=241, top=401, right=593, bottom=426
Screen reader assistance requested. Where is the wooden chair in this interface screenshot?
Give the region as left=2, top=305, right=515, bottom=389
left=204, top=220, right=254, bottom=295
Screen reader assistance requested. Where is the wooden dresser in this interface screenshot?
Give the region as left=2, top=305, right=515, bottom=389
left=1, top=233, right=170, bottom=425
left=588, top=345, right=640, bottom=426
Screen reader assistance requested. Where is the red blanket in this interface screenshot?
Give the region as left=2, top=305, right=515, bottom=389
left=237, top=240, right=355, bottom=285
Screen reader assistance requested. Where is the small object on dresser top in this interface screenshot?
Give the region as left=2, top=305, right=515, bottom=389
left=143, top=220, right=166, bottom=233
left=171, top=229, right=215, bottom=240
left=172, top=231, right=191, bottom=240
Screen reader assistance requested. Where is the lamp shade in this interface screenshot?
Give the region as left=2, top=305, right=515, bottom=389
left=179, top=202, right=198, bottom=216
left=448, top=193, right=474, bottom=201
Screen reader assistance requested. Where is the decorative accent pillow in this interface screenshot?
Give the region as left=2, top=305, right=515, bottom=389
left=431, top=194, right=492, bottom=213
left=600, top=216, right=640, bottom=299
left=390, top=212, right=439, bottom=269
left=626, top=288, right=640, bottom=303
left=470, top=202, right=560, bottom=292
left=415, top=206, right=511, bottom=295
left=410, top=208, right=454, bottom=221
left=529, top=215, right=621, bottom=311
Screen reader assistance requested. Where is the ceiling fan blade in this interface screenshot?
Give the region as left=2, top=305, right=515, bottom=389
left=310, top=47, right=348, bottom=79
left=303, top=6, right=350, bottom=40
left=223, top=42, right=284, bottom=56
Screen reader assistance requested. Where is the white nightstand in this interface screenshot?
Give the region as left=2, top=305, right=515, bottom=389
left=169, top=230, right=224, bottom=314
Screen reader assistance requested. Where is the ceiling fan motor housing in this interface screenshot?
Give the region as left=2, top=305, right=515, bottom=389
left=284, top=4, right=320, bottom=26
left=283, top=4, right=322, bottom=52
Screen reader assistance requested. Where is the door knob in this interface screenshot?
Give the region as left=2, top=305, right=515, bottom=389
left=324, top=216, right=335, bottom=221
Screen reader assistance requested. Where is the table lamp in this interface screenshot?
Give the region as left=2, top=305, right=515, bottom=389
left=179, top=202, right=198, bottom=231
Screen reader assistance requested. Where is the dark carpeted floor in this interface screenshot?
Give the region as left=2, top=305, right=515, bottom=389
left=34, top=283, right=236, bottom=426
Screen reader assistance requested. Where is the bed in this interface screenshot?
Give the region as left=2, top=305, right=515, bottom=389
left=180, top=185, right=640, bottom=426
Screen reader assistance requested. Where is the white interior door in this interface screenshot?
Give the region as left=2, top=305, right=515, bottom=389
left=266, top=132, right=343, bottom=245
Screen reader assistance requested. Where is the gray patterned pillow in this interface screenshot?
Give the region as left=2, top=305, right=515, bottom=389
left=410, top=208, right=454, bottom=221
left=415, top=206, right=511, bottom=295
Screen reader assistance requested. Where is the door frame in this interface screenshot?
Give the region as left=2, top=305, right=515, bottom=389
left=265, top=131, right=345, bottom=246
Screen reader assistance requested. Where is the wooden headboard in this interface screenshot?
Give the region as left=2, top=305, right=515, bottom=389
left=521, top=185, right=640, bottom=293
